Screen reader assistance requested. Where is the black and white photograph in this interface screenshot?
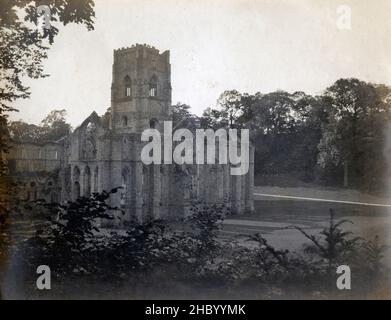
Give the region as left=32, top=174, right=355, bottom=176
left=0, top=0, right=391, bottom=303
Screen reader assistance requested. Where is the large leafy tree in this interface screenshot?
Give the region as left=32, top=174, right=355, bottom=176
left=318, top=78, right=391, bottom=189
left=202, top=90, right=252, bottom=129
left=250, top=91, right=299, bottom=135
left=0, top=0, right=95, bottom=114
left=40, top=109, right=71, bottom=141
left=172, top=102, right=199, bottom=131
left=249, top=90, right=321, bottom=177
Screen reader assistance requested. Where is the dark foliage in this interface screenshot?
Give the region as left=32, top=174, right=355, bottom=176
left=21, top=188, right=122, bottom=277
left=287, top=209, right=361, bottom=274
left=202, top=81, right=391, bottom=192
left=14, top=190, right=388, bottom=298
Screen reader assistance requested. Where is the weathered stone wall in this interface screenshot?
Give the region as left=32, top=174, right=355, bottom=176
left=8, top=142, right=62, bottom=173
left=7, top=142, right=63, bottom=203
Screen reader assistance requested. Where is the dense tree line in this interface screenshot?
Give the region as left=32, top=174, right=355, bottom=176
left=174, top=79, right=391, bottom=193
left=9, top=109, right=71, bottom=143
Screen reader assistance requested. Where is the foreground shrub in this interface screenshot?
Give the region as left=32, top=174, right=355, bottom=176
left=288, top=209, right=361, bottom=273
left=20, top=188, right=123, bottom=278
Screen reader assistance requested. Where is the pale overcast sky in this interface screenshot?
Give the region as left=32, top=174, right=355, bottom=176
left=11, top=0, right=391, bottom=127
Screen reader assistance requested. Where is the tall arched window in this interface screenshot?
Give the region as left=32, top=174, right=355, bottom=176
left=93, top=166, right=99, bottom=193
left=85, top=137, right=97, bottom=159
left=124, top=75, right=131, bottom=97
left=29, top=181, right=37, bottom=200
left=121, top=167, right=130, bottom=208
left=149, top=119, right=157, bottom=128
left=122, top=115, right=128, bottom=127
left=84, top=122, right=97, bottom=159
left=73, top=166, right=81, bottom=200
left=73, top=182, right=80, bottom=200
left=149, top=75, right=157, bottom=97
left=73, top=166, right=80, bottom=181
left=83, top=166, right=91, bottom=196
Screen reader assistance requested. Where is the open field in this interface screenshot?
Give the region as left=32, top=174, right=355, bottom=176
left=5, top=186, right=391, bottom=252
left=221, top=186, right=391, bottom=256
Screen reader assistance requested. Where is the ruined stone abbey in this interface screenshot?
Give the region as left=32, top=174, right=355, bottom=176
left=8, top=44, right=254, bottom=222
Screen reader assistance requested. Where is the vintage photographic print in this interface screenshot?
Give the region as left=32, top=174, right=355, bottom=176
left=0, top=0, right=391, bottom=303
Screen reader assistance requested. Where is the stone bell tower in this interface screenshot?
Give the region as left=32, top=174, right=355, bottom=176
left=110, top=44, right=172, bottom=133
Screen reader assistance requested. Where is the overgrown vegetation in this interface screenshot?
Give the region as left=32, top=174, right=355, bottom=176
left=12, top=189, right=389, bottom=299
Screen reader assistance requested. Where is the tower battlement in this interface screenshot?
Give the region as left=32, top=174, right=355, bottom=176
left=110, top=44, right=172, bottom=133
left=113, top=44, right=169, bottom=63
left=114, top=43, right=158, bottom=52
